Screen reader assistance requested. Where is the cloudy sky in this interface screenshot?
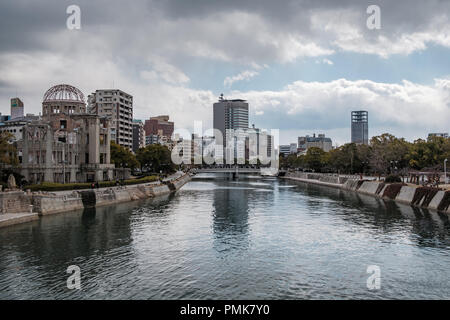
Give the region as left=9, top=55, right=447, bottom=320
left=1, top=0, right=450, bottom=145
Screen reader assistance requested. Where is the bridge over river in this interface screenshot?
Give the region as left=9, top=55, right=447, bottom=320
left=192, top=167, right=285, bottom=177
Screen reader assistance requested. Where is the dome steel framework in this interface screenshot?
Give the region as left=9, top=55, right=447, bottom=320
left=43, top=84, right=85, bottom=103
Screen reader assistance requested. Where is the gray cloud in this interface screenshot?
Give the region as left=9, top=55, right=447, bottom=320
left=0, top=0, right=449, bottom=143
left=2, top=0, right=449, bottom=60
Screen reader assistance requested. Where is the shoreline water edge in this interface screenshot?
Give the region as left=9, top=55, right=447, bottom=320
left=0, top=172, right=193, bottom=228
left=283, top=172, right=450, bottom=215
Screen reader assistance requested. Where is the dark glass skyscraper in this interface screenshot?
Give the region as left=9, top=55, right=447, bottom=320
left=213, top=95, right=249, bottom=144
left=351, top=111, right=368, bottom=145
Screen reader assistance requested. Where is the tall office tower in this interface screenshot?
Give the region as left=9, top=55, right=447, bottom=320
left=351, top=111, right=369, bottom=145
left=132, top=120, right=145, bottom=153
left=267, top=134, right=273, bottom=158
left=213, top=94, right=249, bottom=147
left=10, top=97, right=24, bottom=120
left=88, top=89, right=133, bottom=150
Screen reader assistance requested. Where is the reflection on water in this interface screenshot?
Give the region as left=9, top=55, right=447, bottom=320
left=1, top=174, right=450, bottom=299
left=212, top=185, right=250, bottom=250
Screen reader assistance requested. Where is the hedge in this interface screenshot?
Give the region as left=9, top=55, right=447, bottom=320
left=23, top=175, right=158, bottom=192
left=385, top=174, right=402, bottom=183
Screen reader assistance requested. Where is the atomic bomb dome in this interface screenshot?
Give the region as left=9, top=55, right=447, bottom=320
left=42, top=84, right=86, bottom=115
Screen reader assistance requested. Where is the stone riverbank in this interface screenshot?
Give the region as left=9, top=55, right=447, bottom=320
left=0, top=172, right=192, bottom=228
left=283, top=172, right=450, bottom=215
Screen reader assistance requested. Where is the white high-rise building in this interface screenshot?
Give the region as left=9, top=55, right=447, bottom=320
left=88, top=89, right=133, bottom=150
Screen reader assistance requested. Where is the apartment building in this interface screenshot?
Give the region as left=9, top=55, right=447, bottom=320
left=88, top=89, right=133, bottom=150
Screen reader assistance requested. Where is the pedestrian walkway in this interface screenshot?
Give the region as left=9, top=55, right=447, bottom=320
left=0, top=212, right=39, bottom=228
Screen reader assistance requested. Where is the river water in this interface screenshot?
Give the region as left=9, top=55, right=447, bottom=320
left=1, top=174, right=450, bottom=299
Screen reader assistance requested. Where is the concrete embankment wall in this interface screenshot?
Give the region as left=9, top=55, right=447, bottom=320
left=35, top=173, right=192, bottom=215
left=285, top=173, right=450, bottom=215
left=286, top=172, right=349, bottom=185
left=0, top=191, right=33, bottom=213
left=395, top=186, right=417, bottom=205
left=0, top=173, right=192, bottom=223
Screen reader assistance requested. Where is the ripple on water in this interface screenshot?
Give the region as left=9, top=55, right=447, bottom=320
left=1, top=177, right=450, bottom=299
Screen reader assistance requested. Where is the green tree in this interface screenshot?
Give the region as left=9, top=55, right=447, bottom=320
left=408, top=136, right=450, bottom=170
left=136, top=144, right=175, bottom=174
left=356, top=143, right=372, bottom=174
left=369, top=133, right=410, bottom=174
left=280, top=134, right=450, bottom=175
left=304, top=147, right=326, bottom=172
left=0, top=132, right=18, bottom=166
left=110, top=141, right=138, bottom=169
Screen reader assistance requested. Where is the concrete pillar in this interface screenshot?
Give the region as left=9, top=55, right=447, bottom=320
left=106, top=120, right=111, bottom=164
left=44, top=125, right=54, bottom=182
left=88, top=118, right=100, bottom=164
left=21, top=126, right=30, bottom=182
left=107, top=169, right=113, bottom=181
left=94, top=170, right=102, bottom=182
left=70, top=168, right=77, bottom=183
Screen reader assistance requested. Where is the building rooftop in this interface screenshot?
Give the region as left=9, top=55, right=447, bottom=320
left=43, top=84, right=85, bottom=104
left=306, top=137, right=332, bottom=142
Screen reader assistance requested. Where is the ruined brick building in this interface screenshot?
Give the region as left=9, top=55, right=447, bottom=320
left=17, top=84, right=115, bottom=183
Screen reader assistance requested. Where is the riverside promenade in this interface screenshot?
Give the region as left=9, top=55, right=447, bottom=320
left=0, top=171, right=192, bottom=228
left=283, top=172, right=450, bottom=215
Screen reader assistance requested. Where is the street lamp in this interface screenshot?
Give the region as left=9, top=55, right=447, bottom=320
left=445, top=158, right=448, bottom=184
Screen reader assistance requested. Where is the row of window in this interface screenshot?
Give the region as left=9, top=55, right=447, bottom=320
left=0, top=128, right=22, bottom=133
left=97, top=91, right=132, bottom=100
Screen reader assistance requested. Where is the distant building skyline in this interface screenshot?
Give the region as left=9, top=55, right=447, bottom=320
left=2, top=91, right=448, bottom=150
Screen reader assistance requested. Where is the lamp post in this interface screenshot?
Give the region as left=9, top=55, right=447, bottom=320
left=445, top=158, right=448, bottom=184
left=390, top=160, right=397, bottom=174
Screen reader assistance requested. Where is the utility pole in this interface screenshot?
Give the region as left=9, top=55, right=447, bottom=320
left=62, top=132, right=67, bottom=184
